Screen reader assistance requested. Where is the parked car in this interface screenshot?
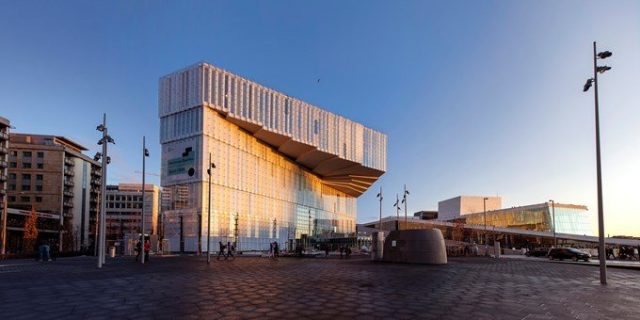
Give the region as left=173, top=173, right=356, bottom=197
left=525, top=248, right=549, bottom=257
left=548, top=248, right=591, bottom=262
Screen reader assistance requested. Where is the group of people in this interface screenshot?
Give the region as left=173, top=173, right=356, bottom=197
left=135, top=239, right=151, bottom=263
left=217, top=241, right=236, bottom=260
left=606, top=246, right=640, bottom=260
left=267, top=241, right=280, bottom=259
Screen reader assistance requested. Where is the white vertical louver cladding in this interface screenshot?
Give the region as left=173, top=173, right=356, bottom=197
left=159, top=62, right=386, bottom=196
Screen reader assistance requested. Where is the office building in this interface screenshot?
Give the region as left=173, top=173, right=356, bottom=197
left=159, top=62, right=386, bottom=252
left=105, top=183, right=161, bottom=239
left=6, top=134, right=101, bottom=252
left=438, top=195, right=502, bottom=221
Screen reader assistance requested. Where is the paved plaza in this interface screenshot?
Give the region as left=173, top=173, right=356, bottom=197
left=0, top=255, right=639, bottom=319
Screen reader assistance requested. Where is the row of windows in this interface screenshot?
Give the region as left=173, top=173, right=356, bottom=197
left=8, top=162, right=44, bottom=169
left=7, top=184, right=43, bottom=192
left=8, top=173, right=43, bottom=180
left=9, top=151, right=45, bottom=158
left=7, top=195, right=43, bottom=202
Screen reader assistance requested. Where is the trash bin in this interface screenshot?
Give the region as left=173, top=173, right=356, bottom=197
left=109, top=246, right=116, bottom=258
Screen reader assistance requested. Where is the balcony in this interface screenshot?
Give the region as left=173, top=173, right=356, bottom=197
left=64, top=169, right=74, bottom=177
left=0, top=146, right=7, bottom=154
left=0, top=174, right=5, bottom=182
left=64, top=158, right=75, bottom=166
left=93, top=169, right=102, bottom=176
left=91, top=179, right=101, bottom=186
left=64, top=179, right=74, bottom=187
left=0, top=132, right=8, bottom=140
left=63, top=190, right=74, bottom=197
left=63, top=201, right=74, bottom=208
left=0, top=160, right=6, bottom=168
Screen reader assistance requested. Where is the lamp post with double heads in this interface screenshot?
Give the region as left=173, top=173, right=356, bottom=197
left=96, top=114, right=114, bottom=268
left=393, top=194, right=400, bottom=231
left=583, top=41, right=612, bottom=285
left=549, top=200, right=557, bottom=247
left=206, top=153, right=215, bottom=265
left=402, top=185, right=409, bottom=226
left=483, top=197, right=488, bottom=247
left=140, top=136, right=149, bottom=265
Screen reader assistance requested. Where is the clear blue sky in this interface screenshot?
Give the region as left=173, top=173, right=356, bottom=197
left=1, top=1, right=639, bottom=236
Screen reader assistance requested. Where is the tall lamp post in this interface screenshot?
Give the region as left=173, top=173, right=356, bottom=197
left=402, top=185, right=409, bottom=226
left=482, top=197, right=489, bottom=247
left=96, top=114, right=114, bottom=268
left=140, top=137, right=149, bottom=265
left=549, top=200, right=557, bottom=247
left=376, top=187, right=383, bottom=230
left=583, top=41, right=612, bottom=285
left=393, top=194, right=400, bottom=231
left=206, top=153, right=215, bottom=265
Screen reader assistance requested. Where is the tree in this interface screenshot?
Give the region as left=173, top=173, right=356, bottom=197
left=23, top=207, right=39, bottom=253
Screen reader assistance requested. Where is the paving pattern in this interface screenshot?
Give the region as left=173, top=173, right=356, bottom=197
left=0, top=255, right=639, bottom=319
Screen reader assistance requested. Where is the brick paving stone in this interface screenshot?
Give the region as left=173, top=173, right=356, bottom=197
left=1, top=256, right=640, bottom=319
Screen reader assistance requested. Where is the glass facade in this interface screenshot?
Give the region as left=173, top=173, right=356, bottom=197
left=159, top=63, right=386, bottom=252
left=462, top=203, right=594, bottom=236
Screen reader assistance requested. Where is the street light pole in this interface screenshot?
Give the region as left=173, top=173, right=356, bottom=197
left=552, top=201, right=557, bottom=246
left=483, top=197, right=488, bottom=245
left=376, top=187, right=382, bottom=230
left=140, top=136, right=148, bottom=265
left=402, top=185, right=409, bottom=226
left=96, top=114, right=113, bottom=268
left=583, top=41, right=612, bottom=285
left=206, top=152, right=215, bottom=265
left=393, top=194, right=400, bottom=231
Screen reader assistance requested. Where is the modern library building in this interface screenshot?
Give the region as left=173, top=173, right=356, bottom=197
left=159, top=62, right=386, bottom=252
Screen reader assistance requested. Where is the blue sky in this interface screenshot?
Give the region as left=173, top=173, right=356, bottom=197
left=1, top=1, right=639, bottom=236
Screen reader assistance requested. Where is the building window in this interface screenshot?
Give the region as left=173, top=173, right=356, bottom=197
left=36, top=174, right=43, bottom=181
left=20, top=196, right=30, bottom=202
left=22, top=162, right=31, bottom=168
left=37, top=163, right=44, bottom=169
left=36, top=185, right=43, bottom=191
left=9, top=184, right=16, bottom=191
left=9, top=173, right=16, bottom=180
left=35, top=196, right=42, bottom=203
left=22, top=185, right=30, bottom=191
left=37, top=152, right=44, bottom=158
left=9, top=162, right=16, bottom=168
left=23, top=151, right=32, bottom=158
left=22, top=174, right=31, bottom=180
left=10, top=151, right=17, bottom=156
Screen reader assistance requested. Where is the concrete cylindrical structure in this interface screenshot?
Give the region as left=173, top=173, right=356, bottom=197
left=382, top=229, right=447, bottom=264
left=371, top=231, right=385, bottom=261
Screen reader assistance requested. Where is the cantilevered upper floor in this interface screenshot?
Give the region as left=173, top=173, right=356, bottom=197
left=158, top=62, right=386, bottom=196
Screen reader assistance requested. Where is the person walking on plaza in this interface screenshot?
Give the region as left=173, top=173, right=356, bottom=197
left=273, top=241, right=280, bottom=259
left=144, top=239, right=151, bottom=263
left=135, top=239, right=142, bottom=262
left=217, top=241, right=227, bottom=260
left=227, top=241, right=234, bottom=260
left=324, top=244, right=330, bottom=258
left=345, top=246, right=352, bottom=259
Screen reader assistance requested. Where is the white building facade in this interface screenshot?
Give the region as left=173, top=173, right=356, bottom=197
left=159, top=62, right=386, bottom=252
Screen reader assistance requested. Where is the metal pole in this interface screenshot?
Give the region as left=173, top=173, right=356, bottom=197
left=207, top=152, right=212, bottom=265
left=308, top=209, right=311, bottom=248
left=395, top=194, right=399, bottom=231
left=593, top=41, right=607, bottom=285
left=483, top=198, right=487, bottom=245
left=403, top=185, right=408, bottom=226
left=378, top=186, right=382, bottom=230
left=551, top=200, right=557, bottom=247
left=140, top=136, right=146, bottom=265
left=98, top=114, right=108, bottom=268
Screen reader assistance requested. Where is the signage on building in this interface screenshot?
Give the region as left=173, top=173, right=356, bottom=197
left=167, top=148, right=195, bottom=176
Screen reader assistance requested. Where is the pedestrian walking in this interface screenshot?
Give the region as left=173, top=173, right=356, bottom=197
left=135, top=239, right=142, bottom=262
left=273, top=241, right=280, bottom=259
left=144, top=239, right=151, bottom=263
left=345, top=246, right=352, bottom=259
left=217, top=241, right=227, bottom=260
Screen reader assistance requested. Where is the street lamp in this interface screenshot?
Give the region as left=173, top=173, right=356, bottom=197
left=483, top=197, right=488, bottom=245
left=583, top=41, right=612, bottom=285
left=376, top=187, right=383, bottom=230
left=549, top=200, right=557, bottom=247
left=206, top=153, right=215, bottom=265
left=393, top=194, right=400, bottom=231
left=96, top=114, right=114, bottom=268
left=402, top=185, right=410, bottom=226
left=140, top=136, right=149, bottom=265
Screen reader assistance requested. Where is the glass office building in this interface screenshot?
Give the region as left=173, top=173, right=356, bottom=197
left=159, top=62, right=386, bottom=252
left=462, top=202, right=594, bottom=236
